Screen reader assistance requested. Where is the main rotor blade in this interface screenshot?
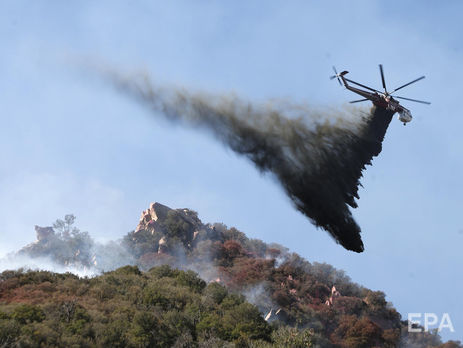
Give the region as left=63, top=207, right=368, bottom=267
left=332, top=66, right=338, bottom=75
left=349, top=98, right=369, bottom=103
left=394, top=96, right=431, bottom=105
left=390, top=76, right=425, bottom=94
left=379, top=64, right=387, bottom=92
left=344, top=78, right=381, bottom=93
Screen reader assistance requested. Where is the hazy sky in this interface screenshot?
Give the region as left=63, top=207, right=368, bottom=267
left=1, top=1, right=462, bottom=341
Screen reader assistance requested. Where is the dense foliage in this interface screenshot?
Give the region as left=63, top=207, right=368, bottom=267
left=0, top=266, right=272, bottom=347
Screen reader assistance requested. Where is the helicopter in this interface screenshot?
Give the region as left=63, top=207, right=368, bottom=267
left=330, top=64, right=430, bottom=125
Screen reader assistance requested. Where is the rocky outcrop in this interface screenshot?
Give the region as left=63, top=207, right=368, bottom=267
left=135, top=202, right=203, bottom=234
left=135, top=202, right=170, bottom=233
left=34, top=225, right=55, bottom=241
left=325, top=285, right=342, bottom=306
left=133, top=202, right=215, bottom=251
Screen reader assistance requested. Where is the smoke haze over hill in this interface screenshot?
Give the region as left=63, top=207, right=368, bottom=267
left=1, top=204, right=459, bottom=347
left=101, top=70, right=394, bottom=252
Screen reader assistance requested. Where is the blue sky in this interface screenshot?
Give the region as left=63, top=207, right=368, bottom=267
left=1, top=0, right=462, bottom=341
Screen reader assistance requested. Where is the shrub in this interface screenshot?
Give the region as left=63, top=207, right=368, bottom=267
left=11, top=304, right=45, bottom=324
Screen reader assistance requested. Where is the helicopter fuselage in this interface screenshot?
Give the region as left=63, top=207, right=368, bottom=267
left=339, top=73, right=413, bottom=125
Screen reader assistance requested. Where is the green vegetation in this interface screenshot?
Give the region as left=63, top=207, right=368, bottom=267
left=0, top=266, right=271, bottom=347
left=4, top=210, right=461, bottom=347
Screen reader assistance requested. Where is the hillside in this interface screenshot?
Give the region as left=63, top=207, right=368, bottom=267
left=0, top=202, right=460, bottom=347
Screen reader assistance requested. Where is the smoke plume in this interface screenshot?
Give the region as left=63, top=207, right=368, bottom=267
left=103, top=70, right=393, bottom=252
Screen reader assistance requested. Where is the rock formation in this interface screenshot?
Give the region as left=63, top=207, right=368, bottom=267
left=133, top=202, right=215, bottom=251
left=34, top=225, right=55, bottom=242
left=325, top=285, right=342, bottom=306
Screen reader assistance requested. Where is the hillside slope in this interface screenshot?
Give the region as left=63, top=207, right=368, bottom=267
left=0, top=202, right=460, bottom=347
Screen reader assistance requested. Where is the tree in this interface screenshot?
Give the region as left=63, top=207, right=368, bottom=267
left=53, top=214, right=78, bottom=238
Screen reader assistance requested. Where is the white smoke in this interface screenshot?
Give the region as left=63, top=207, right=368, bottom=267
left=0, top=254, right=99, bottom=278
